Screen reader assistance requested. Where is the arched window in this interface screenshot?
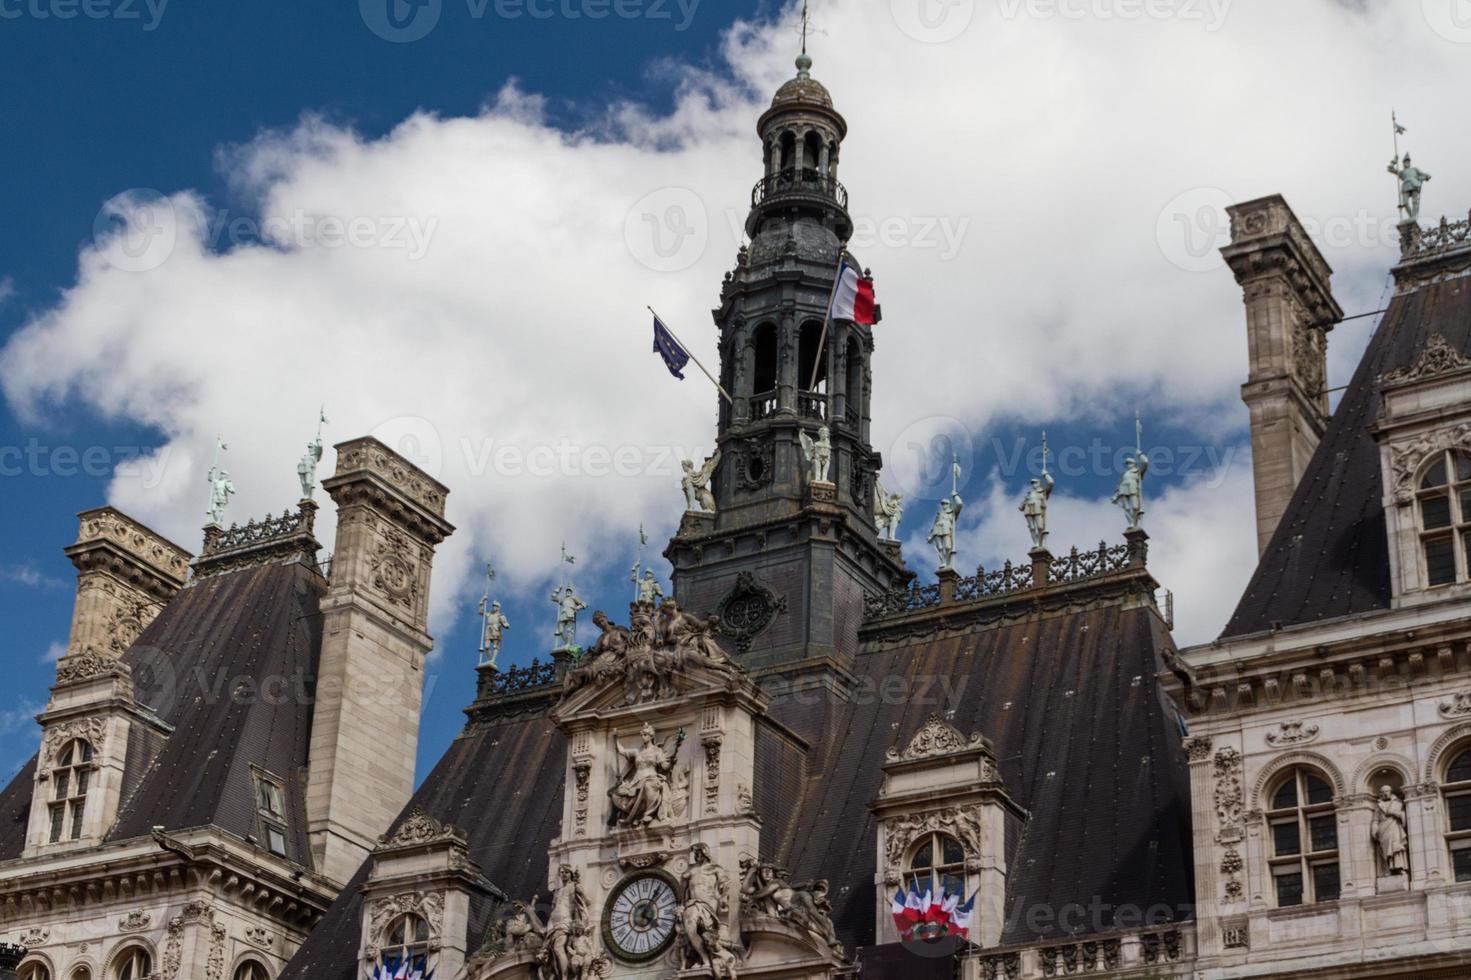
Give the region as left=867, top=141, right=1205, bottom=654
left=803, top=131, right=823, bottom=178
left=49, top=739, right=94, bottom=843
left=1266, top=768, right=1340, bottom=907
left=798, top=321, right=828, bottom=400
left=19, top=960, right=51, bottom=980
left=112, top=948, right=151, bottom=980
left=778, top=132, right=796, bottom=174
left=1443, top=746, right=1471, bottom=882
left=69, top=969, right=92, bottom=980
left=752, top=323, right=779, bottom=398
left=906, top=832, right=966, bottom=902
left=845, top=336, right=864, bottom=426
left=382, top=913, right=430, bottom=975
left=232, top=961, right=270, bottom=980
left=1417, top=450, right=1471, bottom=586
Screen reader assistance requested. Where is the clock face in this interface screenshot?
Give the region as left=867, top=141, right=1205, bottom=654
left=602, top=874, right=679, bottom=962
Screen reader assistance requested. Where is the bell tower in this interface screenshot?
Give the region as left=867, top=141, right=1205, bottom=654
left=667, top=54, right=909, bottom=683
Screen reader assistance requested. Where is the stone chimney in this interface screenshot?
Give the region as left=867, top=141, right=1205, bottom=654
left=1221, top=196, right=1343, bottom=555
left=305, top=437, right=454, bottom=886
left=60, top=507, right=192, bottom=662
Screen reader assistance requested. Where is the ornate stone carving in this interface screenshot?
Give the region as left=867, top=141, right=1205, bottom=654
left=703, top=736, right=723, bottom=816
left=1266, top=721, right=1321, bottom=747
left=369, top=892, right=446, bottom=945
left=740, top=859, right=843, bottom=959
left=40, top=718, right=108, bottom=768
left=1388, top=422, right=1471, bottom=504
left=379, top=805, right=463, bottom=847
left=677, top=844, right=740, bottom=979
left=54, top=648, right=128, bottom=685
left=1213, top=747, right=1246, bottom=902
left=118, top=911, right=151, bottom=932
left=1440, top=691, right=1471, bottom=718
left=1221, top=919, right=1249, bottom=949
left=162, top=901, right=215, bottom=980
left=206, top=921, right=228, bottom=980
left=335, top=439, right=448, bottom=516
left=244, top=926, right=272, bottom=949
left=1384, top=333, right=1471, bottom=385
left=609, top=724, right=687, bottom=828
left=714, top=573, right=787, bottom=652
left=17, top=929, right=48, bottom=948
left=1182, top=735, right=1213, bottom=762
left=733, top=437, right=774, bottom=492
left=881, top=806, right=984, bottom=886
left=573, top=763, right=591, bottom=837
left=371, top=528, right=420, bottom=610
left=565, top=599, right=743, bottom=707
left=887, top=714, right=982, bottom=762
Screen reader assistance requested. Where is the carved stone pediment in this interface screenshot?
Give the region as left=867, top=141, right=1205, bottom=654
left=378, top=805, right=465, bottom=849
left=1382, top=333, right=1471, bottom=386
left=54, top=649, right=129, bottom=686
left=886, top=714, right=984, bottom=763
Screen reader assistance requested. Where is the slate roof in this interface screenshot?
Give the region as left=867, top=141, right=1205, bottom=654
left=1223, top=266, right=1471, bottom=638
left=0, top=560, right=325, bottom=867
left=282, top=566, right=1194, bottom=976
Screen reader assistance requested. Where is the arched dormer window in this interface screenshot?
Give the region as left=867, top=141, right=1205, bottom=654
left=49, top=739, right=94, bottom=843
left=232, top=960, right=270, bottom=980
left=1266, top=767, right=1340, bottom=907
left=111, top=947, right=151, bottom=980
left=906, top=831, right=967, bottom=902
left=1442, top=745, right=1471, bottom=882
left=1417, top=450, right=1471, bottom=587
left=381, top=913, right=430, bottom=976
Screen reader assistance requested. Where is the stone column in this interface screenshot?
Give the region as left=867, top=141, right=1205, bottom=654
left=1183, top=737, right=1223, bottom=955
left=777, top=309, right=798, bottom=413
left=1405, top=782, right=1445, bottom=888
left=1338, top=794, right=1376, bottom=898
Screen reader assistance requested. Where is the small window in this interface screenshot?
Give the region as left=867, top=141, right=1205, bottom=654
left=381, top=913, right=430, bottom=976
left=1267, top=767, right=1339, bottom=907
left=253, top=770, right=289, bottom=857
left=1417, top=451, right=1471, bottom=587
left=49, top=738, right=94, bottom=844
left=113, top=948, right=151, bottom=980
left=1444, top=747, right=1471, bottom=882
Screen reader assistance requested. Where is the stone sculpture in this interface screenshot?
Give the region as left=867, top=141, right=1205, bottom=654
left=1371, top=786, right=1409, bottom=877
left=682, top=452, right=722, bottom=513
left=479, top=599, right=510, bottom=668
left=634, top=568, right=665, bottom=606
left=928, top=493, right=963, bottom=571
left=1389, top=153, right=1432, bottom=222
left=677, top=843, right=740, bottom=979
left=799, top=425, right=833, bottom=484
left=205, top=466, right=236, bottom=527
left=740, top=860, right=843, bottom=958
left=1019, top=473, right=1055, bottom=551
left=874, top=482, right=905, bottom=541
left=1112, top=452, right=1150, bottom=531
left=609, top=723, right=687, bottom=828
left=551, top=584, right=587, bottom=651
left=297, top=437, right=323, bottom=501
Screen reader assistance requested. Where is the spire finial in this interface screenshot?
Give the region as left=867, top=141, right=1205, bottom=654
left=796, top=0, right=813, bottom=78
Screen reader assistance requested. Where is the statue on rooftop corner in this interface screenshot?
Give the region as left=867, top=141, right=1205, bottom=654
left=297, top=407, right=328, bottom=501
left=928, top=455, right=964, bottom=570
left=1389, top=152, right=1432, bottom=223
left=634, top=567, right=665, bottom=606
left=1020, top=432, right=1055, bottom=551
left=799, top=425, right=833, bottom=484
left=479, top=600, right=509, bottom=668
left=874, top=482, right=905, bottom=541
left=609, top=723, right=687, bottom=827
left=682, top=451, right=722, bottom=513
left=1372, top=786, right=1409, bottom=877
left=205, top=466, right=236, bottom=528
left=551, top=583, right=587, bottom=652
left=1113, top=418, right=1151, bottom=531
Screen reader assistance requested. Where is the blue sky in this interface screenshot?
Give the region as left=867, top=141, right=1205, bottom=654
left=2, top=0, right=1468, bottom=786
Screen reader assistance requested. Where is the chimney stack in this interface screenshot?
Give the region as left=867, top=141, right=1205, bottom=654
left=305, top=437, right=454, bottom=885
left=60, top=508, right=191, bottom=663
left=1221, top=196, right=1343, bottom=555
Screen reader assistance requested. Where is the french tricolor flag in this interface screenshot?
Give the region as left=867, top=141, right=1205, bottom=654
left=906, top=882, right=931, bottom=925
left=828, top=258, right=877, bottom=326
left=950, top=892, right=978, bottom=939
left=891, top=888, right=914, bottom=938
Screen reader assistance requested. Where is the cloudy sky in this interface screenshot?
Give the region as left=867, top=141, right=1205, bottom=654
left=2, top=0, right=1469, bottom=780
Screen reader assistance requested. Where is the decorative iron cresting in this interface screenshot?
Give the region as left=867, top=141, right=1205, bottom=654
left=1400, top=212, right=1471, bottom=259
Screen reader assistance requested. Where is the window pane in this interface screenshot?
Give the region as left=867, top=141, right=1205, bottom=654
left=71, top=801, right=85, bottom=839
left=1426, top=536, right=1457, bottom=586
left=390, top=921, right=406, bottom=945
left=267, top=827, right=287, bottom=856
left=1273, top=821, right=1302, bottom=857
left=54, top=771, right=69, bottom=801
left=1456, top=453, right=1471, bottom=483
left=1449, top=751, right=1471, bottom=785
left=1305, top=774, right=1333, bottom=805
left=1272, top=780, right=1298, bottom=810
left=941, top=836, right=964, bottom=866
left=76, top=769, right=90, bottom=797
left=1423, top=494, right=1453, bottom=529
left=78, top=742, right=92, bottom=763
left=1424, top=457, right=1449, bottom=489
left=912, top=840, right=933, bottom=869
left=1309, top=814, right=1338, bottom=852
left=414, top=917, right=430, bottom=943
left=1454, top=847, right=1471, bottom=884
left=1312, top=862, right=1341, bottom=903
left=1447, top=794, right=1471, bottom=832
left=49, top=805, right=64, bottom=843
left=1274, top=870, right=1304, bottom=908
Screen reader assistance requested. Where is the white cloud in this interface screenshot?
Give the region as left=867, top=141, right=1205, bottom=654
left=2, top=1, right=1468, bottom=642
left=39, top=641, right=66, bottom=665
left=0, top=278, right=13, bottom=307
left=0, top=563, right=67, bottom=591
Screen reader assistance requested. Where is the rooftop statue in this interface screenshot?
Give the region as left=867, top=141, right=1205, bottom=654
left=564, top=599, right=742, bottom=706
left=799, top=425, right=833, bottom=484
left=551, top=583, right=587, bottom=652
left=634, top=567, right=665, bottom=606
left=479, top=599, right=509, bottom=668
left=1112, top=418, right=1150, bottom=531
left=608, top=723, right=687, bottom=828
left=682, top=451, right=722, bottom=513
left=929, top=454, right=965, bottom=570
left=205, top=466, right=236, bottom=527
left=874, top=482, right=905, bottom=541
left=1389, top=153, right=1432, bottom=223
left=1020, top=433, right=1055, bottom=550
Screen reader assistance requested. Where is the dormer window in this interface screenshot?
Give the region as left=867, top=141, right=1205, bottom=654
left=49, top=739, right=94, bottom=843
left=1417, top=450, right=1471, bottom=586
left=907, top=832, right=966, bottom=900
left=254, top=769, right=288, bottom=857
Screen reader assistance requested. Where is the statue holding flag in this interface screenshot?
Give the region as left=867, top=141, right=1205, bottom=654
left=297, top=407, right=328, bottom=501
left=1387, top=115, right=1431, bottom=224
left=1019, top=432, right=1055, bottom=551
left=478, top=563, right=509, bottom=668
left=928, top=456, right=964, bottom=571
left=1113, top=418, right=1151, bottom=531
left=205, top=437, right=235, bottom=527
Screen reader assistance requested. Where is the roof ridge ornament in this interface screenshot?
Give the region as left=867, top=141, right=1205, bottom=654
left=1382, top=333, right=1471, bottom=385
left=886, top=713, right=984, bottom=762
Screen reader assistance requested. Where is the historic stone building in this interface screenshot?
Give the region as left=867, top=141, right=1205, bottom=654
left=0, top=439, right=455, bottom=980
left=7, top=51, right=1471, bottom=980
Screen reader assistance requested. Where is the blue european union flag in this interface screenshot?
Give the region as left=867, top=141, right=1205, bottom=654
left=653, top=316, right=691, bottom=380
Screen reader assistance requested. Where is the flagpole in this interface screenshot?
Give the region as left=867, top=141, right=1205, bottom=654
left=807, top=250, right=849, bottom=399
left=648, top=306, right=733, bottom=404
